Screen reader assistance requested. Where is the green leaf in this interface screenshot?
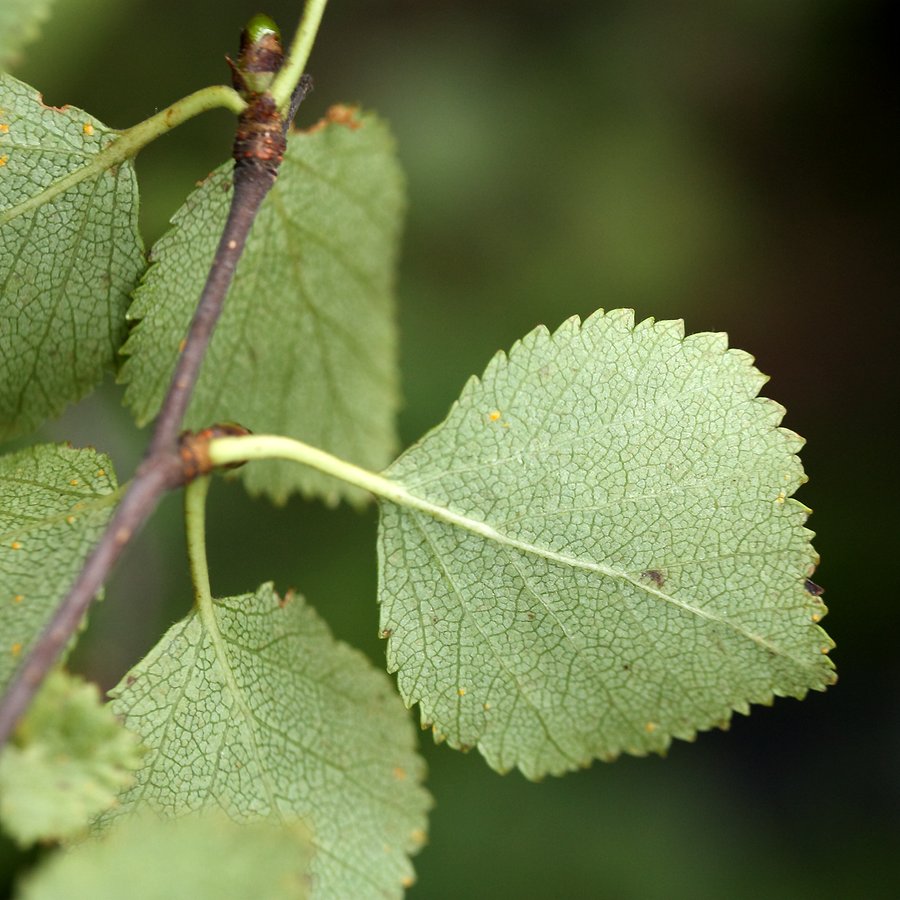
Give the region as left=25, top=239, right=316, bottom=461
left=101, top=584, right=429, bottom=898
left=0, top=669, right=143, bottom=847
left=0, top=444, right=119, bottom=693
left=377, top=309, right=835, bottom=779
left=19, top=812, right=314, bottom=900
left=0, top=72, right=144, bottom=440
left=121, top=109, right=403, bottom=505
left=0, top=1, right=55, bottom=69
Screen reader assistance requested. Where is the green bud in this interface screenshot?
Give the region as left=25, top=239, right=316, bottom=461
left=243, top=13, right=281, bottom=46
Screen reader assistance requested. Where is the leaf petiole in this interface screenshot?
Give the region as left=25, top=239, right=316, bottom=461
left=184, top=476, right=214, bottom=614
left=268, top=0, right=329, bottom=112
left=0, top=84, right=246, bottom=228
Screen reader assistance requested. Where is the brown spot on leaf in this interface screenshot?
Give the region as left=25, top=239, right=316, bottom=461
left=303, top=103, right=362, bottom=134
left=36, top=92, right=70, bottom=113
left=380, top=628, right=393, bottom=639
left=641, top=569, right=665, bottom=587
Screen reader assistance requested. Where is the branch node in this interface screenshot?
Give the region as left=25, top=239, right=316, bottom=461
left=179, top=424, right=253, bottom=480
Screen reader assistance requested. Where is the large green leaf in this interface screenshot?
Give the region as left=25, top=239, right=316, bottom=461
left=0, top=669, right=143, bottom=847
left=20, top=813, right=314, bottom=900
left=121, top=109, right=403, bottom=505
left=102, top=584, right=429, bottom=899
left=0, top=444, right=119, bottom=693
left=0, top=73, right=144, bottom=440
left=378, top=309, right=834, bottom=779
left=0, top=1, right=55, bottom=69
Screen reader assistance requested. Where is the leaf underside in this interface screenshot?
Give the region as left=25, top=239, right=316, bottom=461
left=102, top=584, right=429, bottom=899
left=378, top=309, right=835, bottom=779
left=20, top=813, right=314, bottom=900
left=0, top=669, right=143, bottom=847
left=0, top=72, right=144, bottom=440
left=121, top=109, right=403, bottom=505
left=0, top=444, right=118, bottom=694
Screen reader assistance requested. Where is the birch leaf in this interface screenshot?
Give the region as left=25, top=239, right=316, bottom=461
left=0, top=72, right=144, bottom=439
left=378, top=309, right=835, bottom=779
left=102, top=584, right=429, bottom=899
left=20, top=813, right=314, bottom=900
left=0, top=444, right=119, bottom=693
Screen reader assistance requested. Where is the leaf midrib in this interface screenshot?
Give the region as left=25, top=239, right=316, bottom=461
left=384, top=480, right=819, bottom=671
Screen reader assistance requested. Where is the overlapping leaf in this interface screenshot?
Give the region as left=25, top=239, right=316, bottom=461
left=0, top=444, right=119, bottom=693
left=103, top=584, right=429, bottom=899
left=121, top=109, right=403, bottom=505
left=20, top=813, right=314, bottom=900
left=0, top=1, right=55, bottom=69
left=0, top=73, right=144, bottom=439
left=0, top=669, right=144, bottom=846
left=378, top=309, right=835, bottom=779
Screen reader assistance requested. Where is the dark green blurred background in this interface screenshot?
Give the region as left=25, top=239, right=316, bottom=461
left=5, top=0, right=899, bottom=896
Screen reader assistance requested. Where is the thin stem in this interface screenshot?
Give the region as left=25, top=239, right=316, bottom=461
left=209, top=434, right=403, bottom=501
left=269, top=0, right=329, bottom=112
left=148, top=169, right=274, bottom=453
left=0, top=85, right=246, bottom=228
left=0, top=69, right=287, bottom=749
left=184, top=477, right=213, bottom=610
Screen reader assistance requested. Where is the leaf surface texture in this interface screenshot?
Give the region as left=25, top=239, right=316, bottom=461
left=104, top=584, right=429, bottom=899
left=0, top=73, right=143, bottom=438
left=0, top=669, right=143, bottom=846
left=0, top=444, right=118, bottom=693
left=378, top=309, right=835, bottom=778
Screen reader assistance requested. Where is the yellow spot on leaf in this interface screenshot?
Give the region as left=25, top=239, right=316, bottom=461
left=775, top=490, right=786, bottom=504
left=392, top=766, right=406, bottom=781
left=69, top=478, right=79, bottom=486
left=821, top=646, right=830, bottom=655
left=66, top=515, right=76, bottom=525
left=457, top=687, right=466, bottom=697
left=483, top=702, right=491, bottom=711
left=645, top=721, right=657, bottom=733
left=10, top=541, right=22, bottom=550
left=488, top=409, right=501, bottom=422
left=811, top=612, right=821, bottom=623
left=97, top=468, right=106, bottom=477
left=410, top=828, right=426, bottom=845
left=178, top=338, right=187, bottom=353
left=0, top=124, right=8, bottom=134
left=11, top=643, right=22, bottom=657
left=82, top=122, right=94, bottom=136
left=401, top=876, right=415, bottom=889
left=14, top=595, right=24, bottom=604
left=0, top=156, right=8, bottom=167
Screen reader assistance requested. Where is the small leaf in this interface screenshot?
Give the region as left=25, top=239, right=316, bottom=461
left=0, top=72, right=144, bottom=440
left=121, top=109, right=403, bottom=505
left=0, top=444, right=119, bottom=693
left=0, top=669, right=144, bottom=847
left=378, top=309, right=835, bottom=779
left=0, top=0, right=55, bottom=69
left=101, top=584, right=429, bottom=898
left=19, top=813, right=314, bottom=900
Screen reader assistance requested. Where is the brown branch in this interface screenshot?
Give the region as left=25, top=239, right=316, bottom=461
left=0, top=61, right=314, bottom=747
